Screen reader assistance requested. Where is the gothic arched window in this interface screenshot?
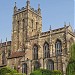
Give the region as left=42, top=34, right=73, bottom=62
left=23, top=19, right=25, bottom=31
left=36, top=22, right=38, bottom=30
left=46, top=60, right=54, bottom=70
left=17, top=21, right=19, bottom=32
left=32, top=20, right=33, bottom=31
left=8, top=49, right=11, bottom=57
left=34, top=61, right=40, bottom=70
left=55, top=39, right=62, bottom=55
left=43, top=42, right=50, bottom=58
left=33, top=45, right=38, bottom=60
left=2, top=50, right=5, bottom=65
left=22, top=63, right=27, bottom=74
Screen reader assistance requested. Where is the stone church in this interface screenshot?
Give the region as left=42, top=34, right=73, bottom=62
left=0, top=0, right=75, bottom=75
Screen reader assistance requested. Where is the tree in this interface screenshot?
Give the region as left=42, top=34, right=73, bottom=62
left=0, top=66, right=17, bottom=75
left=66, top=43, right=75, bottom=75
left=70, top=43, right=75, bottom=60
left=0, top=66, right=26, bottom=75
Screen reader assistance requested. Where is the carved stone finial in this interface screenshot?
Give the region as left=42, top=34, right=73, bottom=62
left=1, top=39, right=2, bottom=43
left=6, top=37, right=7, bottom=42
left=0, top=39, right=2, bottom=47
left=69, top=22, right=70, bottom=26
left=15, top=2, right=16, bottom=7
left=49, top=25, right=51, bottom=31
left=64, top=22, right=66, bottom=27
left=38, top=4, right=41, bottom=15
left=14, top=2, right=17, bottom=13
left=74, top=29, right=75, bottom=33
left=26, top=0, right=30, bottom=6
left=38, top=4, right=40, bottom=9
left=26, top=0, right=30, bottom=9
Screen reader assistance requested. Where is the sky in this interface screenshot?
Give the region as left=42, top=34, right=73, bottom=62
left=0, top=0, right=74, bottom=42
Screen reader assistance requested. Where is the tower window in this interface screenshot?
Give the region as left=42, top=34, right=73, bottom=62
left=31, top=20, right=33, bottom=31
left=17, top=21, right=19, bottom=32
left=36, top=22, right=38, bottom=30
left=2, top=50, right=6, bottom=65
left=23, top=19, right=25, bottom=31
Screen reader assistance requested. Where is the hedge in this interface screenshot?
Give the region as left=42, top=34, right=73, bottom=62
left=30, top=69, right=62, bottom=75
left=52, top=70, right=62, bottom=75
left=0, top=66, right=17, bottom=75
left=6, top=73, right=11, bottom=75
left=13, top=73, right=26, bottom=75
left=0, top=67, right=26, bottom=75
left=6, top=73, right=26, bottom=75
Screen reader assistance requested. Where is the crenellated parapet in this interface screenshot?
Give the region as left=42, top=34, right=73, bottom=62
left=14, top=0, right=41, bottom=16
left=14, top=7, right=41, bottom=16
left=29, top=25, right=75, bottom=41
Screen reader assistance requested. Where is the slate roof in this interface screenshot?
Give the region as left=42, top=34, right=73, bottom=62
left=8, top=51, right=25, bottom=59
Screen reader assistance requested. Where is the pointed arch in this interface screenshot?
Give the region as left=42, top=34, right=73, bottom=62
left=43, top=41, right=50, bottom=58
left=33, top=44, right=38, bottom=60
left=2, top=50, right=6, bottom=65
left=46, top=59, right=54, bottom=70
left=34, top=61, right=41, bottom=70
left=22, top=63, right=27, bottom=74
left=55, top=39, right=62, bottom=55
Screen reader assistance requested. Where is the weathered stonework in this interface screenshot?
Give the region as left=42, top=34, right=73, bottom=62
left=0, top=0, right=75, bottom=75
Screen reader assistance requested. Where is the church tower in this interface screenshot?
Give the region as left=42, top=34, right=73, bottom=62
left=11, top=0, right=42, bottom=52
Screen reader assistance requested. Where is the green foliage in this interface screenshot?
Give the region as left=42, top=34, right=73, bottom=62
left=6, top=73, right=26, bottom=75
left=30, top=69, right=62, bottom=75
left=66, top=60, right=75, bottom=75
left=66, top=43, right=75, bottom=75
left=52, top=70, right=62, bottom=75
left=30, top=69, right=52, bottom=75
left=0, top=66, right=17, bottom=75
left=70, top=43, right=75, bottom=60
left=13, top=73, right=26, bottom=75
left=0, top=66, right=26, bottom=75
left=6, top=73, right=12, bottom=75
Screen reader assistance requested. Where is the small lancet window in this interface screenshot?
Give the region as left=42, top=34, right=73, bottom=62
left=31, top=20, right=33, bottom=31
left=36, top=22, right=38, bottom=30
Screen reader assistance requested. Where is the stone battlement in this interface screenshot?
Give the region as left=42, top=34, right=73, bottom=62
left=14, top=0, right=41, bottom=16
